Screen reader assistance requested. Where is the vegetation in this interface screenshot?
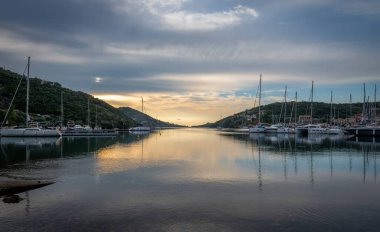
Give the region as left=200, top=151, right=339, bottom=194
left=119, top=107, right=184, bottom=128
left=200, top=100, right=371, bottom=128
left=0, top=67, right=135, bottom=129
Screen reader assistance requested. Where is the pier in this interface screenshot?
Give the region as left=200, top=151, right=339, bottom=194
left=346, top=127, right=380, bottom=137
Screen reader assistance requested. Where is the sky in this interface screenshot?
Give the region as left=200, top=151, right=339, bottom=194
left=0, top=0, right=379, bottom=126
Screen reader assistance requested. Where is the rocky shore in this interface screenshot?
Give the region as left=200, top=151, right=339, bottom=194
left=0, top=176, right=53, bottom=202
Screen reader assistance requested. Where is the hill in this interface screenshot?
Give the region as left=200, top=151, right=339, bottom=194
left=119, top=107, right=184, bottom=128
left=0, top=67, right=135, bottom=129
left=198, top=101, right=368, bottom=128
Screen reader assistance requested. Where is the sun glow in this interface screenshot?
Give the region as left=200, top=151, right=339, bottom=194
left=93, top=92, right=255, bottom=126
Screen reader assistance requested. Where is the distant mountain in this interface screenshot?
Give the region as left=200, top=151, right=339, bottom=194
left=198, top=101, right=367, bottom=128
left=119, top=107, right=185, bottom=128
left=0, top=67, right=135, bottom=129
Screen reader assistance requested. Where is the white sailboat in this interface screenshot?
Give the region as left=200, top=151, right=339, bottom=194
left=0, top=57, right=61, bottom=137
left=325, top=91, right=345, bottom=135
left=295, top=81, right=326, bottom=135
left=129, top=97, right=151, bottom=132
left=249, top=74, right=268, bottom=133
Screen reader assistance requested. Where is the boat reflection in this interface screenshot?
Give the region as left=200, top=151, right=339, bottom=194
left=220, top=132, right=379, bottom=187
left=0, top=133, right=150, bottom=168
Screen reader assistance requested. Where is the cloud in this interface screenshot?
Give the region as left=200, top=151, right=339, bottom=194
left=93, top=91, right=255, bottom=125
left=117, top=1, right=258, bottom=31
left=161, top=5, right=258, bottom=31
left=0, top=0, right=379, bottom=125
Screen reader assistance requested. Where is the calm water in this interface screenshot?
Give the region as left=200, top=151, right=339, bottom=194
left=1, top=129, right=379, bottom=232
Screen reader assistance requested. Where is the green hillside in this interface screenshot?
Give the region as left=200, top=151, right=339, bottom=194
left=0, top=67, right=135, bottom=129
left=200, top=101, right=369, bottom=128
left=119, top=107, right=184, bottom=128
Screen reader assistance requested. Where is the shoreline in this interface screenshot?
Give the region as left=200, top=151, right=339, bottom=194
left=0, top=176, right=54, bottom=196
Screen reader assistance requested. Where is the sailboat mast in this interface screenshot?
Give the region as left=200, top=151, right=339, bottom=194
left=363, top=83, right=366, bottom=123
left=61, top=92, right=63, bottom=127
left=295, top=91, right=298, bottom=124
left=258, top=74, right=262, bottom=124
left=87, top=98, right=90, bottom=127
left=350, top=93, right=352, bottom=119
left=142, top=97, right=144, bottom=113
left=26, top=56, right=30, bottom=127
left=330, top=91, right=333, bottom=125
left=95, top=104, right=98, bottom=128
left=284, top=85, right=287, bottom=124
left=311, top=80, right=314, bottom=124
left=375, top=85, right=377, bottom=125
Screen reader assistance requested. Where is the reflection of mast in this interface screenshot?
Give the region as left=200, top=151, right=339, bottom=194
left=24, top=191, right=30, bottom=216
left=283, top=138, right=287, bottom=180
left=310, top=142, right=314, bottom=185
left=374, top=143, right=377, bottom=181
left=258, top=144, right=263, bottom=190
left=141, top=136, right=144, bottom=162
left=293, top=136, right=298, bottom=176
left=87, top=137, right=90, bottom=154
left=60, top=137, right=63, bottom=158
left=363, top=145, right=366, bottom=183
left=250, top=140, right=263, bottom=191
left=26, top=144, right=30, bottom=163
left=329, top=138, right=333, bottom=177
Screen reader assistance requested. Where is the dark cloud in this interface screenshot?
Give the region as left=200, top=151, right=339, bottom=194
left=0, top=0, right=379, bottom=97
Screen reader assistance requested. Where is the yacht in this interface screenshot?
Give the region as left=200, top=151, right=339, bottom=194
left=129, top=125, right=151, bottom=132
left=325, top=126, right=346, bottom=135
left=0, top=57, right=61, bottom=137
left=296, top=124, right=326, bottom=135
left=249, top=123, right=270, bottom=133
left=265, top=124, right=281, bottom=133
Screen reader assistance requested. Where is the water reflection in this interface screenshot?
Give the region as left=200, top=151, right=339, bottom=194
left=1, top=131, right=379, bottom=185
left=0, top=133, right=148, bottom=168
left=1, top=129, right=380, bottom=232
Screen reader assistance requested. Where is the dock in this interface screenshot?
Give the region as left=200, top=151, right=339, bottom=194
left=346, top=127, right=380, bottom=137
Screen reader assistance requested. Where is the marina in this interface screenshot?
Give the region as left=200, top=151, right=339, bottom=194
left=1, top=1, right=380, bottom=230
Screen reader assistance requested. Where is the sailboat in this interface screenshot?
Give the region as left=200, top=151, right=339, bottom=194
left=295, top=81, right=326, bottom=135
left=277, top=86, right=295, bottom=134
left=0, top=57, right=61, bottom=137
left=129, top=97, right=151, bottom=132
left=249, top=74, right=269, bottom=133
left=62, top=98, right=118, bottom=136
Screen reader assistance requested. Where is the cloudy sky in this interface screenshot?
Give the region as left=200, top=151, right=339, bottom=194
left=1, top=0, right=379, bottom=125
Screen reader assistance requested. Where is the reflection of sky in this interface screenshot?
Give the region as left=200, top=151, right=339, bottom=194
left=2, top=129, right=380, bottom=231
left=1, top=1, right=380, bottom=125
left=95, top=129, right=380, bottom=185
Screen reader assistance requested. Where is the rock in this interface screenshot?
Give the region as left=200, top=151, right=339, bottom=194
left=2, top=194, right=24, bottom=204
left=0, top=176, right=54, bottom=196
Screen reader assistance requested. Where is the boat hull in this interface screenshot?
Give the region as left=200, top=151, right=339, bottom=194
left=0, top=128, right=61, bottom=137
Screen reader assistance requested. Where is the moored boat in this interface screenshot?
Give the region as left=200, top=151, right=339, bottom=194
left=0, top=57, right=61, bottom=138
